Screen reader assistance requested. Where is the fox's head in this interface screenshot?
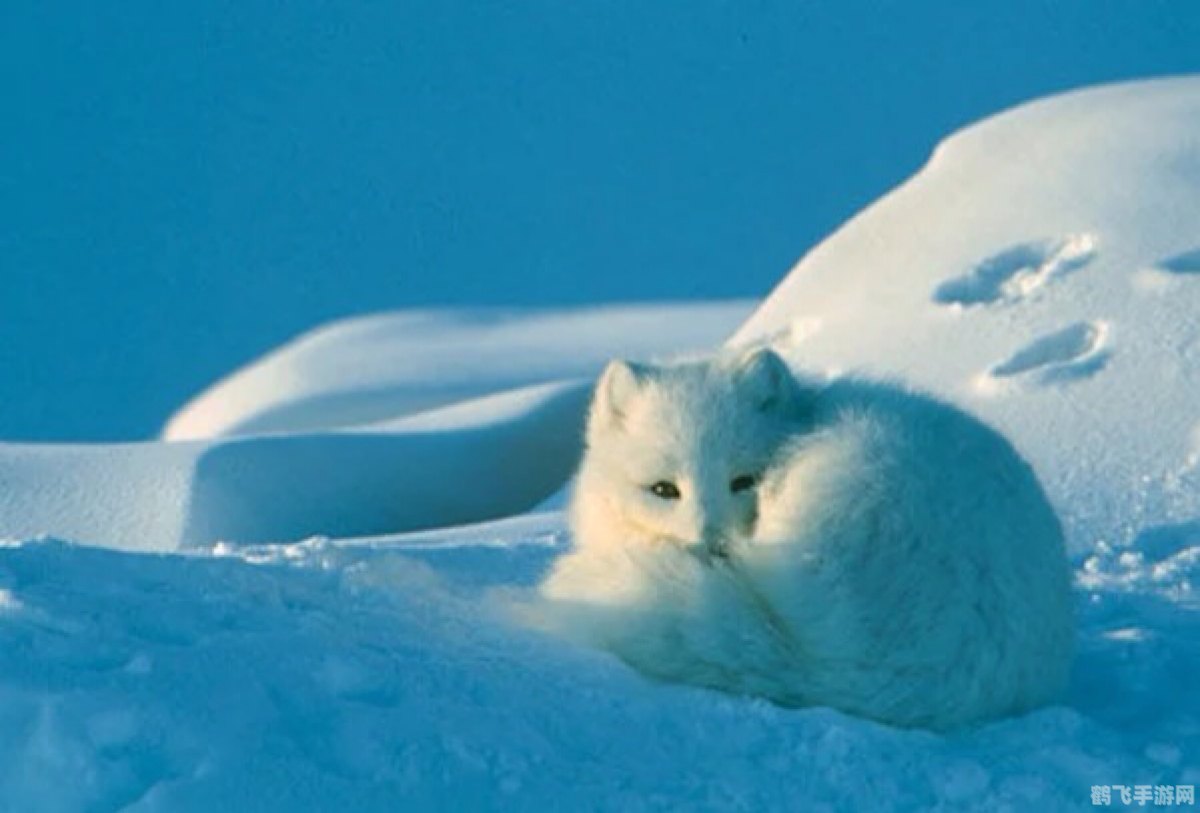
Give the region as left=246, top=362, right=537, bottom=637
left=576, top=348, right=801, bottom=559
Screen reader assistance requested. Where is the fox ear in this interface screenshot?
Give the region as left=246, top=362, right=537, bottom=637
left=591, top=360, right=649, bottom=431
left=733, top=348, right=796, bottom=412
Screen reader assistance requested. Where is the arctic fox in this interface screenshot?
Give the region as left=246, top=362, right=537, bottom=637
left=538, top=348, right=1074, bottom=730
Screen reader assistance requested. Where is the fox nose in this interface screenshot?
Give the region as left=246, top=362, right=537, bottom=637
left=700, top=524, right=727, bottom=557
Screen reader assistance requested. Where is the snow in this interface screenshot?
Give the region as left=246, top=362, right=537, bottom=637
left=3, top=78, right=1200, bottom=809
left=1, top=382, right=588, bottom=551
left=2, top=521, right=1193, bottom=811
left=164, top=302, right=755, bottom=440
left=1, top=303, right=747, bottom=551
left=732, top=77, right=1200, bottom=557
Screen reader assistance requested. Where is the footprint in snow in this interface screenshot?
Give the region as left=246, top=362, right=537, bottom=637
left=1133, top=248, right=1200, bottom=293
left=983, top=320, right=1110, bottom=388
left=934, top=233, right=1098, bottom=307
left=1157, top=247, right=1200, bottom=275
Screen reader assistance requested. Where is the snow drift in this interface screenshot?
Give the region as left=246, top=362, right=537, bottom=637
left=164, top=302, right=755, bottom=441
left=1, top=303, right=748, bottom=550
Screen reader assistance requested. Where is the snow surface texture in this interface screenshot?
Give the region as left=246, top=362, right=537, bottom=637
left=2, top=519, right=1196, bottom=811
left=3, top=80, right=1200, bottom=809
left=0, top=303, right=749, bottom=551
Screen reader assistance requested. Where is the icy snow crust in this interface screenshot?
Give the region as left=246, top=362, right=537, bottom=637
left=3, top=80, right=1200, bottom=809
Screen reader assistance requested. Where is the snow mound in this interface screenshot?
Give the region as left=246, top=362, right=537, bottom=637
left=165, top=302, right=753, bottom=440
left=2, top=303, right=745, bottom=550
left=1, top=382, right=588, bottom=551
left=733, top=77, right=1200, bottom=555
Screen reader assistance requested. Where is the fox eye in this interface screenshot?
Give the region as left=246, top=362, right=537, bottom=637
left=730, top=474, right=758, bottom=494
left=648, top=481, right=681, bottom=500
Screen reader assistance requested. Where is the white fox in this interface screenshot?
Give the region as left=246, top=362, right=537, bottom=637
left=538, top=349, right=1074, bottom=730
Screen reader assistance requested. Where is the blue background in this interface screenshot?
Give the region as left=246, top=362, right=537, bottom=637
left=4, top=1, right=1199, bottom=441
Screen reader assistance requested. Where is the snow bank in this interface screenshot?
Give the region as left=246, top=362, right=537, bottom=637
left=180, top=380, right=591, bottom=548
left=165, top=302, right=754, bottom=440
left=2, top=303, right=746, bottom=550
left=732, top=77, right=1200, bottom=555
left=1, top=382, right=588, bottom=551
left=0, top=442, right=197, bottom=550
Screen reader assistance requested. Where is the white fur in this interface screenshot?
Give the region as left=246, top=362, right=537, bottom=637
left=537, top=350, right=1074, bottom=730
